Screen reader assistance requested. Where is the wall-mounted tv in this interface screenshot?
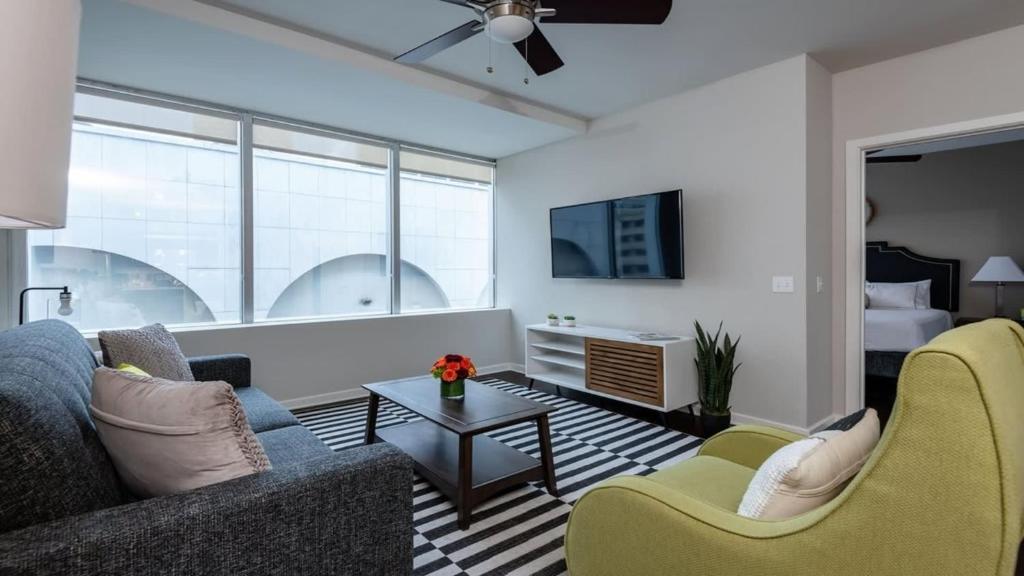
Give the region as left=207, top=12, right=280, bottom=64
left=550, top=190, right=684, bottom=279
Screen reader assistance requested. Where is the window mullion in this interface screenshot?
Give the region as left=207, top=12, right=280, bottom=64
left=390, top=143, right=402, bottom=315
left=241, top=113, right=255, bottom=324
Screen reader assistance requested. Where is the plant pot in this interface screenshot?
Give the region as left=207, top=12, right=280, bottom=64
left=700, top=410, right=731, bottom=437
left=440, top=378, right=465, bottom=400
left=563, top=319, right=576, bottom=327
left=547, top=318, right=560, bottom=326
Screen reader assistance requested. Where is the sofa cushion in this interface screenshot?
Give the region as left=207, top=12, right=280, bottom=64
left=235, top=387, right=300, bottom=433
left=0, top=320, right=127, bottom=533
left=98, top=323, right=194, bottom=381
left=646, top=455, right=756, bottom=512
left=90, top=368, right=271, bottom=498
left=257, top=425, right=333, bottom=467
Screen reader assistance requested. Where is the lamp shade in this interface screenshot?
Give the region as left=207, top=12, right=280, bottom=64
left=0, top=1, right=81, bottom=229
left=971, top=256, right=1024, bottom=283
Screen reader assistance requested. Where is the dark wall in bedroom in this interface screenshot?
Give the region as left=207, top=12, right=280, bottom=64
left=866, top=140, right=1024, bottom=319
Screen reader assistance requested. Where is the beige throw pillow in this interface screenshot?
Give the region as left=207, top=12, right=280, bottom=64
left=89, top=367, right=270, bottom=498
left=738, top=409, right=880, bottom=520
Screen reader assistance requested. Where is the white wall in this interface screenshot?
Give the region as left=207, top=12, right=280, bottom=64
left=85, top=308, right=513, bottom=406
left=805, top=58, right=834, bottom=426
left=832, top=24, right=1024, bottom=413
left=865, top=141, right=1024, bottom=319
left=497, top=55, right=831, bottom=431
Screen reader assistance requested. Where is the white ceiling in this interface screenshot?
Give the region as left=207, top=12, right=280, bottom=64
left=78, top=0, right=1024, bottom=159
left=217, top=0, right=1024, bottom=119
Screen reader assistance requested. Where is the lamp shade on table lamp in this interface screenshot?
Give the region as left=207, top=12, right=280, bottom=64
left=971, top=256, right=1024, bottom=317
left=0, top=1, right=82, bottom=229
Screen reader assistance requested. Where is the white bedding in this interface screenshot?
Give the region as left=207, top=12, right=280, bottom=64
left=865, top=308, right=953, bottom=352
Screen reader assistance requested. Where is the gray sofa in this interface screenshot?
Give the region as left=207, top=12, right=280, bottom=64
left=0, top=320, right=413, bottom=576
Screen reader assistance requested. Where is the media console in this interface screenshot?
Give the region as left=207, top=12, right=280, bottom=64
left=525, top=324, right=698, bottom=413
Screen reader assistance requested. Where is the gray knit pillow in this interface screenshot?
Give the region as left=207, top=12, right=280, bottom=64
left=98, top=324, right=194, bottom=381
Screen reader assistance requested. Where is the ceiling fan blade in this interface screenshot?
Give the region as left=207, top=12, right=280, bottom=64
left=538, top=0, right=672, bottom=24
left=866, top=155, right=923, bottom=164
left=395, top=20, right=482, bottom=64
left=514, top=27, right=565, bottom=76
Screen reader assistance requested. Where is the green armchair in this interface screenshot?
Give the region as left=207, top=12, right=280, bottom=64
left=565, top=320, right=1024, bottom=576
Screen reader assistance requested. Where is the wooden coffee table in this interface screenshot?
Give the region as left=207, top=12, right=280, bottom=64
left=363, top=376, right=558, bottom=530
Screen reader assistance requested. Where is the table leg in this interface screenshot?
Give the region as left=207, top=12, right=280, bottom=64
left=458, top=434, right=474, bottom=530
left=536, top=415, right=558, bottom=497
left=364, top=393, right=380, bottom=445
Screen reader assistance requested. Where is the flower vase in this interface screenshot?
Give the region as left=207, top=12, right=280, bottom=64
left=441, top=378, right=465, bottom=400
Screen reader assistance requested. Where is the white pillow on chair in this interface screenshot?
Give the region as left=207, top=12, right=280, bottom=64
left=738, top=409, right=881, bottom=520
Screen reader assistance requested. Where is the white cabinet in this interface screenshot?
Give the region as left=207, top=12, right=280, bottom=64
left=525, top=324, right=698, bottom=413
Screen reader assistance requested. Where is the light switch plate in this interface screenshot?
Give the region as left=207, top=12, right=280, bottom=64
left=772, top=276, right=795, bottom=293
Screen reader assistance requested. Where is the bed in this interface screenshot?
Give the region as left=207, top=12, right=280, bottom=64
left=865, top=242, right=960, bottom=379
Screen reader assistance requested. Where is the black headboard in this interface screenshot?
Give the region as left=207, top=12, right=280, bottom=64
left=866, top=242, right=960, bottom=312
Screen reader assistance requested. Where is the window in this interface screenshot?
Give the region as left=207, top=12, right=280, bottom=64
left=252, top=121, right=391, bottom=321
left=399, top=150, right=494, bottom=312
left=23, top=86, right=495, bottom=331
left=27, top=92, right=242, bottom=331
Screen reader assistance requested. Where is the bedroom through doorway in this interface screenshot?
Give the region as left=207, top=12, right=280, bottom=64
left=861, top=128, right=1024, bottom=425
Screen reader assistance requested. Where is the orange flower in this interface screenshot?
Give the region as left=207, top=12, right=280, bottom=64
left=446, top=361, right=461, bottom=372
left=442, top=368, right=458, bottom=382
left=460, top=357, right=473, bottom=370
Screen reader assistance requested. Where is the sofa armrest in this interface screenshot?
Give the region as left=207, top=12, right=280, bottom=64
left=697, top=425, right=804, bottom=469
left=188, top=354, right=250, bottom=388
left=0, top=443, right=414, bottom=576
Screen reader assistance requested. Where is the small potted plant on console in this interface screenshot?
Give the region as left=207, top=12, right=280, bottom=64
left=547, top=313, right=560, bottom=326
left=563, top=315, right=576, bottom=327
left=694, top=320, right=741, bottom=437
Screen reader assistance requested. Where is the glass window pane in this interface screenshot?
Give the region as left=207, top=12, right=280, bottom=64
left=252, top=121, right=391, bottom=322
left=399, top=150, right=494, bottom=313
left=26, top=93, right=242, bottom=331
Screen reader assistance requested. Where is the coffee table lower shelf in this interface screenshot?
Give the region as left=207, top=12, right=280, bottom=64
left=375, top=420, right=545, bottom=524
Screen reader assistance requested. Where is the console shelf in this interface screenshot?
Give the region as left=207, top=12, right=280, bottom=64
left=525, top=324, right=697, bottom=413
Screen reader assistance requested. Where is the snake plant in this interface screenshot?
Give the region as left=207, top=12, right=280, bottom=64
left=694, top=321, right=742, bottom=416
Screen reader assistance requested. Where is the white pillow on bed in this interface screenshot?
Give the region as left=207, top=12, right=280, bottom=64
left=865, top=283, right=918, bottom=309
left=866, top=280, right=931, bottom=309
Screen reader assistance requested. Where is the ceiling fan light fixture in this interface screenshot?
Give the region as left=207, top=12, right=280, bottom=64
left=487, top=15, right=534, bottom=43
left=484, top=2, right=535, bottom=43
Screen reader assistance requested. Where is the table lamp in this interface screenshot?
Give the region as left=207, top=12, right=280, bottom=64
left=971, top=256, right=1024, bottom=318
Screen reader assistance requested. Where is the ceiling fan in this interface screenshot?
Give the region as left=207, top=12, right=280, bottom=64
left=394, top=0, right=674, bottom=76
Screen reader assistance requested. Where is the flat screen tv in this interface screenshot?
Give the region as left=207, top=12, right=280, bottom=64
left=550, top=190, right=683, bottom=279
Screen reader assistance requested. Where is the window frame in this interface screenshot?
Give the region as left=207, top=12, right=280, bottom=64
left=12, top=80, right=497, bottom=331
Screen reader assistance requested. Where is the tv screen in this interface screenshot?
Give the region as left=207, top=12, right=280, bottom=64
left=612, top=191, right=683, bottom=279
left=550, top=200, right=613, bottom=278
left=550, top=191, right=683, bottom=279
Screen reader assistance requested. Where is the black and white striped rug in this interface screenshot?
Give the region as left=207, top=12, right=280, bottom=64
left=294, top=375, right=704, bottom=576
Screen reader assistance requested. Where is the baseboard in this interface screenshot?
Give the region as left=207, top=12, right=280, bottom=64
left=281, top=388, right=369, bottom=410
left=730, top=412, right=821, bottom=436
left=280, top=363, right=521, bottom=410
left=807, top=413, right=841, bottom=434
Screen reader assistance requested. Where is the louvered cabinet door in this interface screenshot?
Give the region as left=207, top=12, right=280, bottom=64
left=585, top=338, right=664, bottom=407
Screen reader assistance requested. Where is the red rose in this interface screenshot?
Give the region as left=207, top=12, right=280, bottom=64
left=446, top=362, right=460, bottom=372
left=460, top=357, right=473, bottom=370
left=457, top=368, right=469, bottom=379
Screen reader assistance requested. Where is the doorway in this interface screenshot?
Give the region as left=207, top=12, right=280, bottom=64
left=842, top=111, right=1024, bottom=417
